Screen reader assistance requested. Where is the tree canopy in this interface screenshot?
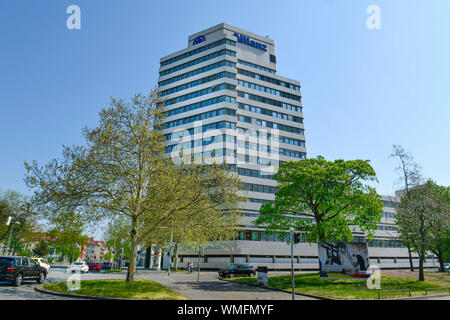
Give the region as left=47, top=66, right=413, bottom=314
left=25, top=90, right=243, bottom=282
left=255, top=156, right=384, bottom=243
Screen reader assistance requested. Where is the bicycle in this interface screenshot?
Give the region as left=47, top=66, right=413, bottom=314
left=185, top=266, right=193, bottom=274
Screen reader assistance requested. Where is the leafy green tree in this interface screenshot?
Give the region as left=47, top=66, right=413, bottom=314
left=45, top=211, right=88, bottom=263
left=104, top=216, right=131, bottom=262
left=25, top=90, right=243, bottom=283
left=0, top=198, right=12, bottom=242
left=255, top=156, right=383, bottom=243
left=0, top=190, right=40, bottom=254
left=397, top=180, right=449, bottom=279
left=103, top=251, right=112, bottom=261
left=33, top=239, right=50, bottom=257
left=426, top=184, right=449, bottom=272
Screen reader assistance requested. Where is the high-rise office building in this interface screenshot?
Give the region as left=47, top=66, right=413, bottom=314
left=155, top=23, right=434, bottom=271
left=159, top=22, right=305, bottom=218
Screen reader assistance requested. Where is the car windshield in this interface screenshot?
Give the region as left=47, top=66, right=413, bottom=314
left=0, top=258, right=13, bottom=265
left=74, top=262, right=83, bottom=265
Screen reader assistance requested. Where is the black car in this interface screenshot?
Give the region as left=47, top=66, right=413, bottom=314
left=218, top=264, right=256, bottom=278
left=0, top=256, right=47, bottom=286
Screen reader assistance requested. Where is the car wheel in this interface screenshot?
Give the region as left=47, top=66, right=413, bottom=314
left=37, top=273, right=46, bottom=284
left=14, top=273, right=23, bottom=287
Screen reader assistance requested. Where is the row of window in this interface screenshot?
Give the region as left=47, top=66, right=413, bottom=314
left=247, top=198, right=272, bottom=204
left=164, top=108, right=236, bottom=129
left=236, top=141, right=305, bottom=159
left=161, top=71, right=236, bottom=97
left=166, top=95, right=235, bottom=117
left=165, top=83, right=236, bottom=106
left=238, top=80, right=302, bottom=102
left=382, top=212, right=396, bottom=219
left=159, top=60, right=236, bottom=87
left=378, top=225, right=398, bottom=231
left=238, top=114, right=305, bottom=135
left=238, top=68, right=301, bottom=91
left=236, top=128, right=306, bottom=147
left=236, top=230, right=307, bottom=243
left=238, top=103, right=303, bottom=123
left=160, top=49, right=236, bottom=77
left=382, top=200, right=399, bottom=208
left=166, top=134, right=305, bottom=157
left=279, top=148, right=306, bottom=159
left=368, top=239, right=405, bottom=248
left=242, top=183, right=278, bottom=194
left=237, top=91, right=302, bottom=114
left=237, top=168, right=274, bottom=180
left=238, top=59, right=276, bottom=74
left=164, top=121, right=237, bottom=140
left=167, top=140, right=304, bottom=162
left=160, top=39, right=235, bottom=67
left=235, top=231, right=406, bottom=248
left=167, top=134, right=236, bottom=151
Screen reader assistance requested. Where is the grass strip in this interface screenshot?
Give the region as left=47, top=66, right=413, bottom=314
left=231, top=272, right=449, bottom=299
left=43, top=279, right=187, bottom=300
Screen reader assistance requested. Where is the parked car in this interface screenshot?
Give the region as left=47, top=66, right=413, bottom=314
left=101, top=262, right=112, bottom=270
left=32, top=258, right=51, bottom=273
left=68, top=261, right=89, bottom=273
left=218, top=264, right=256, bottom=278
left=444, top=263, right=450, bottom=271
left=88, top=262, right=102, bottom=272
left=0, top=256, right=47, bottom=286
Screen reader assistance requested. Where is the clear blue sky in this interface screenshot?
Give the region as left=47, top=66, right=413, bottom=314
left=1, top=0, right=449, bottom=201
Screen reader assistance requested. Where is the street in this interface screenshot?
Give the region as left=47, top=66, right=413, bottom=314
left=0, top=268, right=315, bottom=300
left=0, top=268, right=448, bottom=300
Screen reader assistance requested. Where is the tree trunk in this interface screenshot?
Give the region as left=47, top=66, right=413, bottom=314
left=407, top=242, right=414, bottom=271
left=437, top=253, right=445, bottom=272
left=126, top=216, right=138, bottom=283
left=173, top=243, right=179, bottom=271
left=419, top=244, right=425, bottom=281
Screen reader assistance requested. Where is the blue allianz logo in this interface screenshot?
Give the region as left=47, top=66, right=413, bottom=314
left=234, top=33, right=267, bottom=51
left=192, top=35, right=206, bottom=46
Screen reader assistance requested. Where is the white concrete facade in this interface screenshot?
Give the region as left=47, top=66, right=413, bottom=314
left=157, top=23, right=436, bottom=270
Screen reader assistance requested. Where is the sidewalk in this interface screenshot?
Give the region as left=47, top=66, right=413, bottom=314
left=137, top=271, right=318, bottom=300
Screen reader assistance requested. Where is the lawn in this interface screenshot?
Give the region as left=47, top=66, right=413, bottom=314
left=43, top=279, right=187, bottom=300
left=230, top=272, right=450, bottom=299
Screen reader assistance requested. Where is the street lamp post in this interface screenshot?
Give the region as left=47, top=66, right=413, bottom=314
left=6, top=221, right=20, bottom=256
left=290, top=227, right=295, bottom=301
left=168, top=229, right=174, bottom=276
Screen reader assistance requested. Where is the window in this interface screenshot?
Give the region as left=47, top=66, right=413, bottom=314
left=270, top=54, right=276, bottom=64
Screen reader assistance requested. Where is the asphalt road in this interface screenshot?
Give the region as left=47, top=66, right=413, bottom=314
left=0, top=268, right=315, bottom=300
left=1, top=268, right=448, bottom=300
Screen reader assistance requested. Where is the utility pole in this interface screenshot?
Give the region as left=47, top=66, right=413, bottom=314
left=290, top=227, right=295, bottom=300
left=168, top=229, right=174, bottom=276
left=6, top=221, right=20, bottom=256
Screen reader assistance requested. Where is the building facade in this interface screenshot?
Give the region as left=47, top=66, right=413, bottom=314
left=157, top=23, right=436, bottom=270
left=84, top=237, right=108, bottom=262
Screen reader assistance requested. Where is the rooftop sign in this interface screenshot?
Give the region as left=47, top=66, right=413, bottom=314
left=233, top=33, right=267, bottom=51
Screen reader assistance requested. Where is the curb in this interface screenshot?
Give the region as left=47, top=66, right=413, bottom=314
left=383, top=292, right=450, bottom=300
left=219, top=278, right=334, bottom=300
